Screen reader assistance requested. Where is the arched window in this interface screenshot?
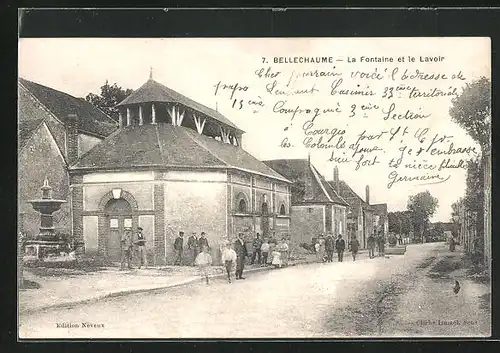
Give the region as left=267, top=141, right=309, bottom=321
left=279, top=204, right=286, bottom=215
left=238, top=198, right=247, bottom=213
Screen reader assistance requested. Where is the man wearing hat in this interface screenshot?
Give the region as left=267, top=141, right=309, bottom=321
left=198, top=232, right=210, bottom=252
left=174, top=231, right=184, bottom=265
left=134, top=226, right=147, bottom=269
left=234, top=233, right=248, bottom=279
left=187, top=232, right=199, bottom=266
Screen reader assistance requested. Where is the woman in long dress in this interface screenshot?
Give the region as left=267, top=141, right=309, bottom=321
left=271, top=246, right=282, bottom=268
left=279, top=238, right=289, bottom=266
left=316, top=237, right=326, bottom=262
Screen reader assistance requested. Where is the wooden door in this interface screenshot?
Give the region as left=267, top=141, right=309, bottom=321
left=107, top=216, right=133, bottom=261
left=107, top=217, right=122, bottom=261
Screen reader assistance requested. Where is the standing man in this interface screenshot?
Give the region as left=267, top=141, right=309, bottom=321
left=260, top=238, right=270, bottom=266
left=378, top=233, right=385, bottom=257
left=234, top=233, right=248, bottom=279
left=221, top=242, right=237, bottom=283
left=449, top=236, right=456, bottom=252
left=198, top=232, right=210, bottom=252
left=120, top=229, right=134, bottom=270
left=367, top=233, right=376, bottom=259
left=335, top=234, right=346, bottom=262
left=251, top=233, right=263, bottom=265
left=174, top=231, right=184, bottom=265
left=187, top=232, right=199, bottom=266
left=324, top=233, right=335, bottom=263
left=134, top=227, right=148, bottom=269
left=350, top=236, right=360, bottom=261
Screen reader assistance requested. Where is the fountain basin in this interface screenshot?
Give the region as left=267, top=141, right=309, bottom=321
left=24, top=179, right=69, bottom=262
left=28, top=199, right=66, bottom=213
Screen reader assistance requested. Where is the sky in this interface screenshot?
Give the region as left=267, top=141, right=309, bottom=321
left=18, top=38, right=491, bottom=222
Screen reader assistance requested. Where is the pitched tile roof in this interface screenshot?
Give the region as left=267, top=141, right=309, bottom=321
left=328, top=180, right=374, bottom=215
left=70, top=123, right=289, bottom=182
left=262, top=159, right=348, bottom=206
left=315, top=171, right=349, bottom=206
left=19, top=78, right=118, bottom=137
left=18, top=119, right=44, bottom=148
left=371, top=203, right=388, bottom=215
left=116, top=78, right=243, bottom=132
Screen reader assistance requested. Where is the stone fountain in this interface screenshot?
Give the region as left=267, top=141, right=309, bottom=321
left=23, top=178, right=67, bottom=262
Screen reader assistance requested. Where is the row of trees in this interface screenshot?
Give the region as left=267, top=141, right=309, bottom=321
left=388, top=76, right=490, bottom=252
left=449, top=77, right=490, bottom=261
left=388, top=190, right=439, bottom=243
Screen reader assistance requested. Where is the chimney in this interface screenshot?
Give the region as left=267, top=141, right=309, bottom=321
left=365, top=185, right=370, bottom=204
left=66, top=113, right=79, bottom=165
left=304, top=156, right=314, bottom=200
left=334, top=165, right=340, bottom=194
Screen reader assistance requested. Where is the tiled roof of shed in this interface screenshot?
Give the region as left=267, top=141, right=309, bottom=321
left=70, top=123, right=289, bottom=182
left=117, top=78, right=242, bottom=132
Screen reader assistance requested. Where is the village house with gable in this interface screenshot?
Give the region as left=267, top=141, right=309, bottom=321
left=327, top=166, right=376, bottom=249
left=263, top=158, right=349, bottom=246
left=18, top=78, right=118, bottom=238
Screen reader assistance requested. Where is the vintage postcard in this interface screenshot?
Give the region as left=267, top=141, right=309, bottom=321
left=17, top=37, right=491, bottom=338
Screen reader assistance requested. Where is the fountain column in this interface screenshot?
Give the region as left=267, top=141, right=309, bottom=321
left=24, top=178, right=67, bottom=262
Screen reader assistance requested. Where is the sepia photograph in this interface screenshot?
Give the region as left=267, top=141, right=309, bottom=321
left=17, top=36, right=491, bottom=338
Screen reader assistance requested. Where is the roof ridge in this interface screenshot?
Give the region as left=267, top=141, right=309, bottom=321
left=20, top=79, right=116, bottom=137
left=310, top=164, right=333, bottom=203
left=81, top=98, right=119, bottom=126
left=324, top=179, right=350, bottom=206
left=322, top=176, right=350, bottom=206
left=262, top=158, right=308, bottom=162
left=340, top=180, right=372, bottom=209
left=18, top=81, right=66, bottom=128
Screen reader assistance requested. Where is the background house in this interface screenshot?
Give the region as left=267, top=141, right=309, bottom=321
left=18, top=78, right=118, bottom=238
left=328, top=166, right=375, bottom=249
left=371, top=203, right=389, bottom=238
left=263, top=158, right=349, bottom=246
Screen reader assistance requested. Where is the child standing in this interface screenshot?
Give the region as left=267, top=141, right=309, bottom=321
left=271, top=247, right=282, bottom=268
left=195, top=246, right=212, bottom=284
left=221, top=242, right=237, bottom=283
left=260, top=238, right=270, bottom=266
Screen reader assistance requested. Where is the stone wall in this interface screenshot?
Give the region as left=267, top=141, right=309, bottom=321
left=18, top=123, right=71, bottom=238
left=290, top=205, right=325, bottom=245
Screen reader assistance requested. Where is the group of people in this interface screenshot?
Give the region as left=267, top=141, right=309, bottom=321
left=170, top=231, right=291, bottom=284
left=250, top=233, right=290, bottom=268
left=315, top=234, right=360, bottom=262
left=173, top=231, right=210, bottom=266
left=120, top=227, right=148, bottom=270
left=366, top=233, right=386, bottom=259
